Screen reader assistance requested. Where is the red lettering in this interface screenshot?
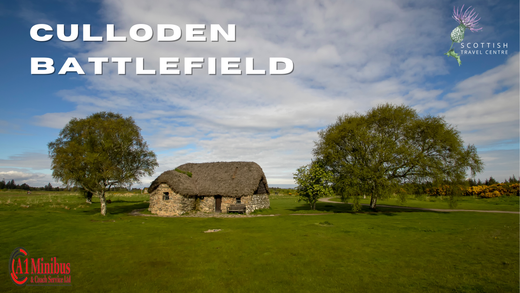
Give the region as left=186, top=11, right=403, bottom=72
left=15, top=258, right=23, bottom=274
left=28, top=257, right=71, bottom=277
left=31, top=258, right=38, bottom=274
left=54, top=259, right=60, bottom=275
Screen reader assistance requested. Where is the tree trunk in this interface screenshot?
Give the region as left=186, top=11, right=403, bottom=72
left=369, top=195, right=378, bottom=210
left=99, top=191, right=107, bottom=216
left=86, top=191, right=93, bottom=204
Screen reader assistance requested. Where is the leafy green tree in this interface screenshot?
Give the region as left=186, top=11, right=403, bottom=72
left=48, top=112, right=158, bottom=216
left=313, top=104, right=483, bottom=210
left=0, top=179, right=5, bottom=189
left=293, top=161, right=334, bottom=210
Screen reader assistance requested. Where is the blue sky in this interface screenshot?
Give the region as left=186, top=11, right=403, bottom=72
left=0, top=0, right=518, bottom=188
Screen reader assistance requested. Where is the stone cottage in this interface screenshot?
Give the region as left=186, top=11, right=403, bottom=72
left=148, top=162, right=270, bottom=216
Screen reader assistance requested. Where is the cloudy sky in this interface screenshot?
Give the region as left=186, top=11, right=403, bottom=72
left=0, top=0, right=518, bottom=188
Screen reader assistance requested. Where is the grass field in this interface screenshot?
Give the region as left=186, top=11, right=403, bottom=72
left=327, top=194, right=520, bottom=212
left=0, top=191, right=518, bottom=292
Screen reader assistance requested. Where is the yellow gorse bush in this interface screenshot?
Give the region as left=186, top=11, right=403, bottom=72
left=426, top=183, right=519, bottom=198
left=425, top=185, right=463, bottom=197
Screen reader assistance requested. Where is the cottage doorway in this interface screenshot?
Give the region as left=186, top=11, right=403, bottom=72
left=215, top=196, right=222, bottom=213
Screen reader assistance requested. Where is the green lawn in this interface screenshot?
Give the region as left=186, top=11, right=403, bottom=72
left=327, top=194, right=520, bottom=211
left=0, top=191, right=518, bottom=292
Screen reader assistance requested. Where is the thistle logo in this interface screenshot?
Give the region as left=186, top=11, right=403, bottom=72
left=9, top=247, right=72, bottom=286
left=444, top=5, right=483, bottom=66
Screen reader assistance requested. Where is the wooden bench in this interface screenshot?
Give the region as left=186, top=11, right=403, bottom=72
left=227, top=204, right=246, bottom=214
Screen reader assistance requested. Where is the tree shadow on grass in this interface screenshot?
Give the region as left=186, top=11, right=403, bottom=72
left=81, top=201, right=149, bottom=216
left=288, top=202, right=359, bottom=214
left=289, top=201, right=450, bottom=216
left=287, top=202, right=352, bottom=214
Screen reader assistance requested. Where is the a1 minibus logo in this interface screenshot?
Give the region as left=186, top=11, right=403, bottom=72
left=9, top=247, right=71, bottom=286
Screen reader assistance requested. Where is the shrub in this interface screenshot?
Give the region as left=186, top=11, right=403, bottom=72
left=464, top=183, right=519, bottom=198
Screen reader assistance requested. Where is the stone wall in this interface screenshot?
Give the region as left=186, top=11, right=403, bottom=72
left=197, top=196, right=215, bottom=213
left=149, top=183, right=271, bottom=215
left=220, top=197, right=235, bottom=213
left=221, top=194, right=270, bottom=214
left=242, top=194, right=270, bottom=214
left=149, top=184, right=195, bottom=216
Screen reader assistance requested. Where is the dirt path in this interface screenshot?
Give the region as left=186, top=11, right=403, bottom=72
left=319, top=197, right=520, bottom=214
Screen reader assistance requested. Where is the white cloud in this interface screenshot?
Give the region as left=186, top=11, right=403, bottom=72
left=0, top=169, right=52, bottom=187
left=26, top=0, right=518, bottom=186
left=0, top=152, right=51, bottom=170
left=476, top=149, right=519, bottom=182
left=442, top=53, right=519, bottom=148
left=34, top=111, right=81, bottom=129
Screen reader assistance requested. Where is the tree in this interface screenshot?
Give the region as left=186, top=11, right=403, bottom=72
left=48, top=112, right=158, bottom=216
left=79, top=188, right=93, bottom=204
left=487, top=177, right=497, bottom=185
left=7, top=180, right=16, bottom=189
left=293, top=161, right=334, bottom=210
left=313, top=104, right=483, bottom=210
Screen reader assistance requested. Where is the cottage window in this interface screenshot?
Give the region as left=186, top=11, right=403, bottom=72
left=236, top=197, right=241, bottom=204
left=163, top=192, right=169, bottom=200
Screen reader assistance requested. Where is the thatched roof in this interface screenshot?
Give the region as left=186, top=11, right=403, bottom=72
left=148, top=162, right=269, bottom=197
